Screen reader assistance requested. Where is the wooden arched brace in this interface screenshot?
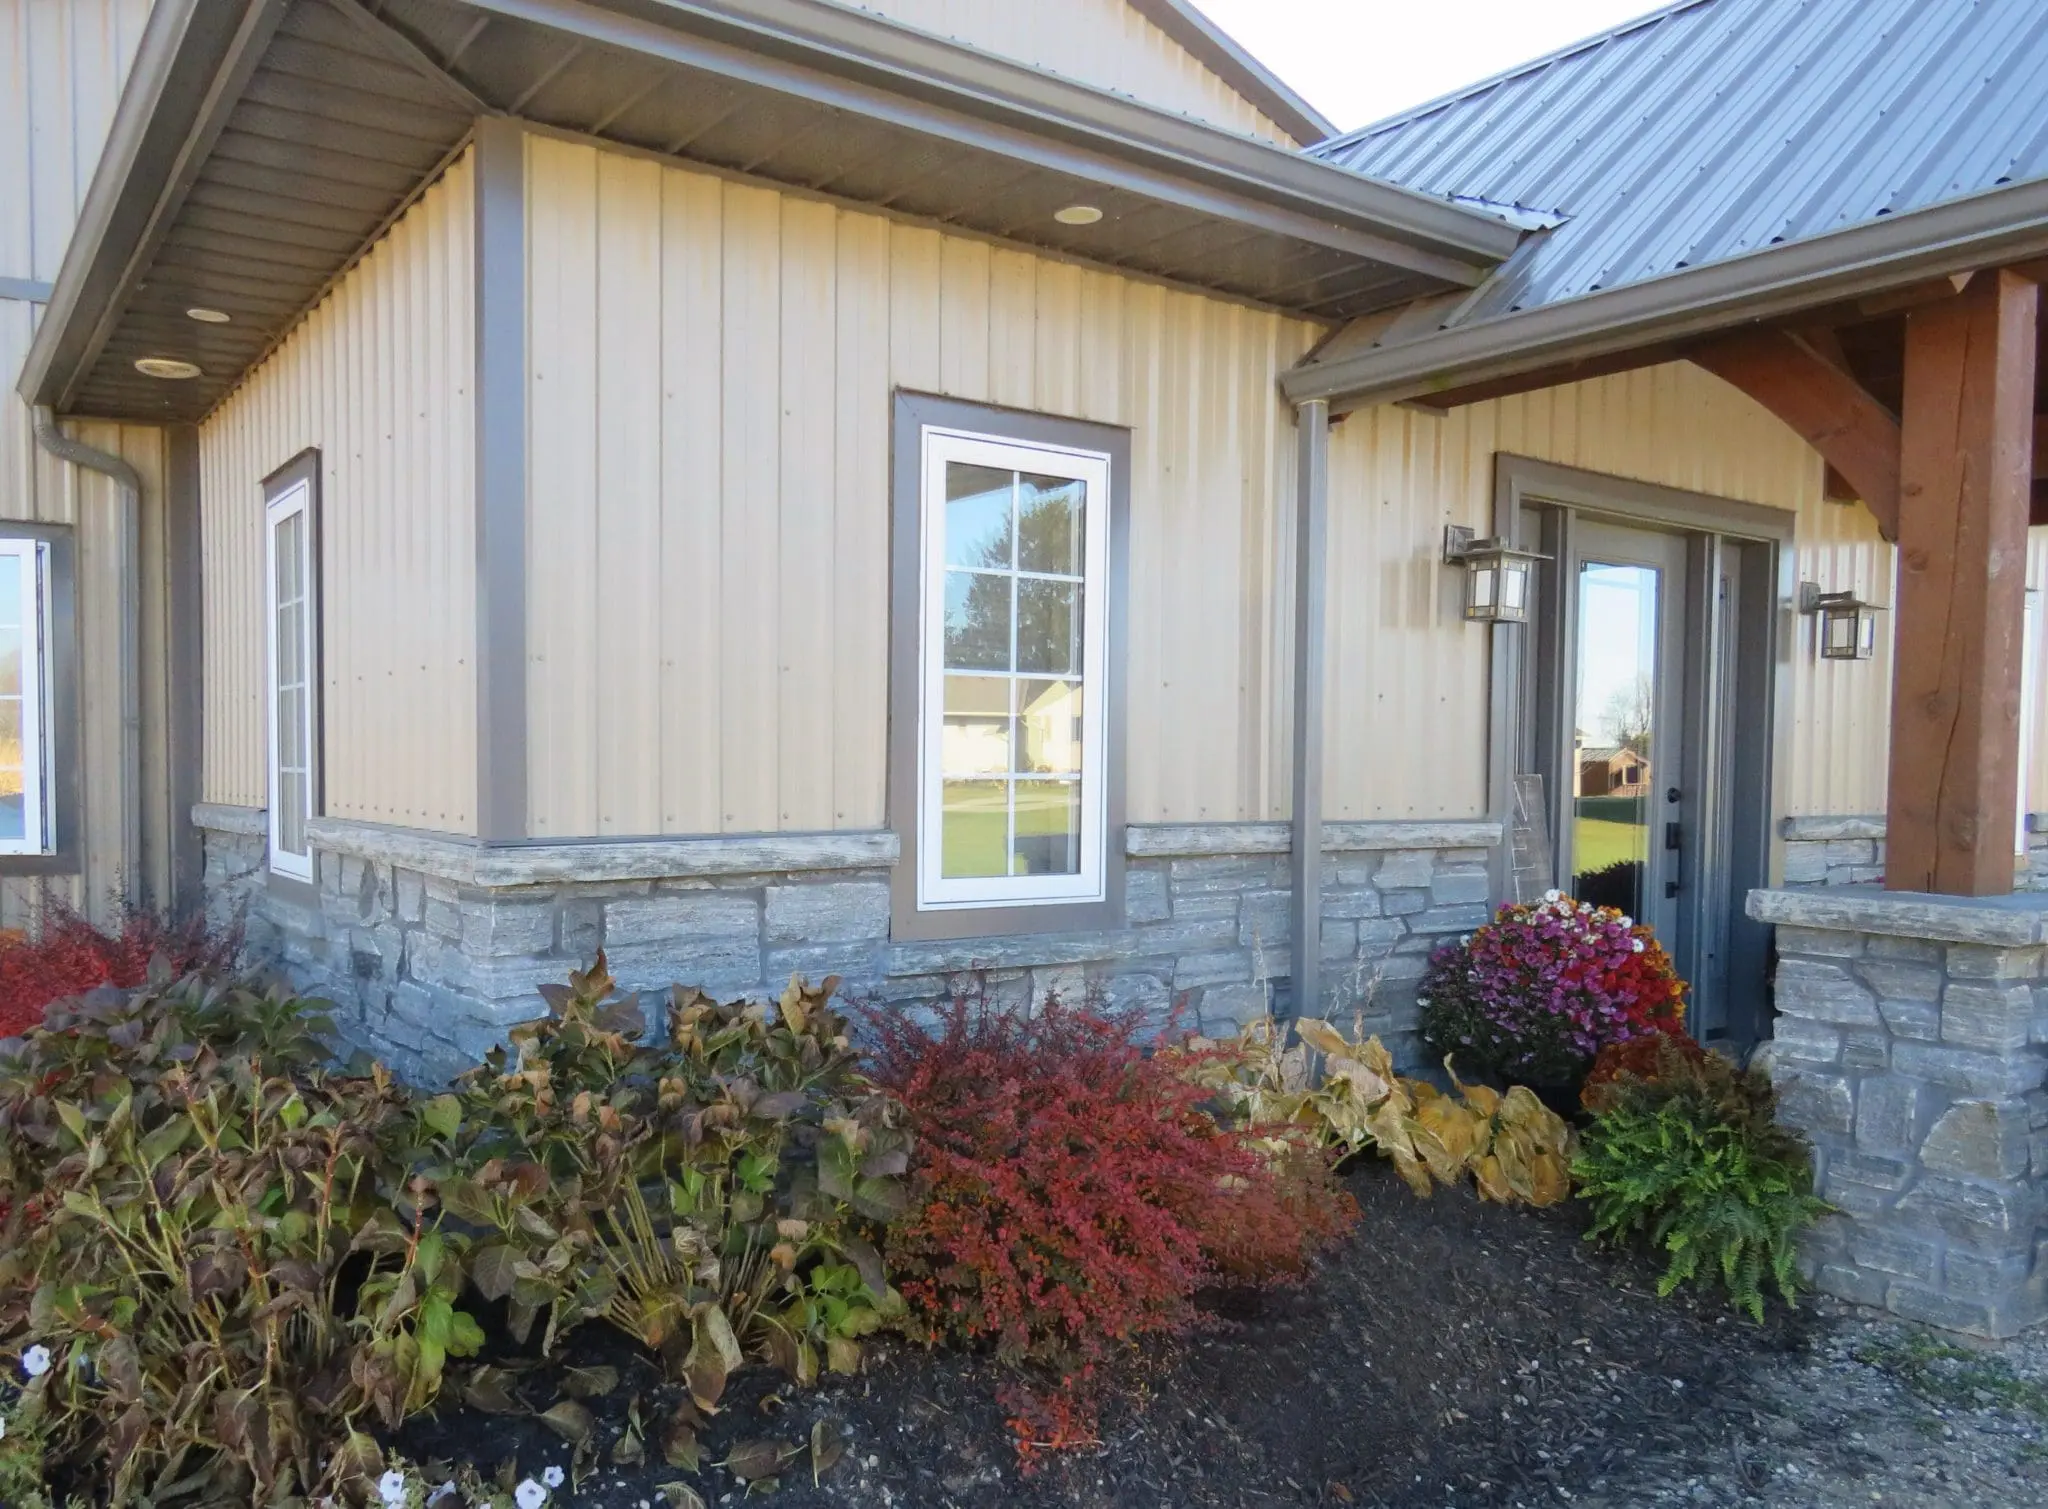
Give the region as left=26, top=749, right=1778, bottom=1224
left=1688, top=329, right=1903, bottom=540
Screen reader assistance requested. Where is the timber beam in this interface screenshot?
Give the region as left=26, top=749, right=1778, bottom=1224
left=1688, top=330, right=1903, bottom=539
left=1885, top=269, right=2040, bottom=895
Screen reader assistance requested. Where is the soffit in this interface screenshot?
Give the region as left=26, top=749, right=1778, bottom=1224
left=27, top=0, right=1518, bottom=424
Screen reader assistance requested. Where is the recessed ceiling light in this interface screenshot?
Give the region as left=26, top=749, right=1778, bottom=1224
left=185, top=307, right=231, bottom=324
left=1054, top=204, right=1103, bottom=226
left=135, top=357, right=203, bottom=380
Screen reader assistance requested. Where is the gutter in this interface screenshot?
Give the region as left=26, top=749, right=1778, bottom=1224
left=32, top=409, right=143, bottom=908
left=1281, top=174, right=2048, bottom=409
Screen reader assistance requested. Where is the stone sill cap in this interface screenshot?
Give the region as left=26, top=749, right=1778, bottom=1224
left=195, top=806, right=1503, bottom=887
left=1748, top=885, right=2048, bottom=946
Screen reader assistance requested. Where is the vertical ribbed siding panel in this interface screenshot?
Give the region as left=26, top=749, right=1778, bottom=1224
left=777, top=195, right=839, bottom=830
left=198, top=151, right=477, bottom=832
left=840, top=0, right=1288, bottom=141
left=1, top=0, right=159, bottom=927
left=594, top=150, right=665, bottom=835
left=658, top=168, right=725, bottom=833
left=1321, top=361, right=1859, bottom=821
left=522, top=146, right=1318, bottom=834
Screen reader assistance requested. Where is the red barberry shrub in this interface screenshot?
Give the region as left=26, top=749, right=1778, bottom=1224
left=0, top=902, right=239, bottom=1039
left=867, top=990, right=1356, bottom=1422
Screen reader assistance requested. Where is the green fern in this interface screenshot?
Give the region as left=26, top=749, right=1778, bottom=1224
left=1575, top=1094, right=1827, bottom=1321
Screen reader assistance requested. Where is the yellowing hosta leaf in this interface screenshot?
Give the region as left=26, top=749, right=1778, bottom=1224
left=1527, top=1150, right=1572, bottom=1207
left=1294, top=1018, right=1353, bottom=1058
left=1408, top=1124, right=1466, bottom=1187
left=1389, top=1148, right=1435, bottom=1199
left=1413, top=1096, right=1483, bottom=1167
left=1472, top=1153, right=1513, bottom=1204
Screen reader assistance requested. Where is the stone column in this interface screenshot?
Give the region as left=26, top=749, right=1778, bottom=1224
left=1748, top=888, right=2048, bottom=1337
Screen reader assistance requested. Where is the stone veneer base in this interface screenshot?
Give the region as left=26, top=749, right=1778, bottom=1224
left=1749, top=886, right=2048, bottom=1337
left=1780, top=814, right=2048, bottom=891
left=198, top=806, right=1500, bottom=1085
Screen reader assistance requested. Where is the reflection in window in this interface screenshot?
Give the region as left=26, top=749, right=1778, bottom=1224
left=0, top=541, right=51, bottom=855
left=921, top=432, right=1108, bottom=909
left=1572, top=563, right=1657, bottom=917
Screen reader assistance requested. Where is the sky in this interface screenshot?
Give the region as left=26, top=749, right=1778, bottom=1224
left=1191, top=0, right=1674, bottom=134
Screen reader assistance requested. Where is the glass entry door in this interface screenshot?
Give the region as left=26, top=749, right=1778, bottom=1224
left=1564, top=521, right=1688, bottom=943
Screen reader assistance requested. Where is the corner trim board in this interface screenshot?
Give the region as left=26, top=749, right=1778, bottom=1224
left=473, top=116, right=529, bottom=842
left=1288, top=398, right=1330, bottom=1017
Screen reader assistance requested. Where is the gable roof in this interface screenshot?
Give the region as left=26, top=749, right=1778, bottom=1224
left=1287, top=0, right=2048, bottom=405
left=1126, top=0, right=1333, bottom=146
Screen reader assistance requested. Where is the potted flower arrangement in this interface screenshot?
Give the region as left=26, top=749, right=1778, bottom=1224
left=1418, top=891, right=1686, bottom=1106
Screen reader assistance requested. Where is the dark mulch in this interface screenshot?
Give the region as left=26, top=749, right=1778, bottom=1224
left=391, top=1162, right=1811, bottom=1508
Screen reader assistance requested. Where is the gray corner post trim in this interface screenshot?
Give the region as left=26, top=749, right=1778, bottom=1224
left=31, top=409, right=141, bottom=902
left=474, top=116, right=529, bottom=842
left=1288, top=398, right=1331, bottom=1020
left=885, top=391, right=1130, bottom=943
left=165, top=425, right=206, bottom=913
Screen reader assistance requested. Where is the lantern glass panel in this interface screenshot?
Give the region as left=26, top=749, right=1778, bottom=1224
left=1468, top=561, right=1498, bottom=617
left=1500, top=558, right=1530, bottom=617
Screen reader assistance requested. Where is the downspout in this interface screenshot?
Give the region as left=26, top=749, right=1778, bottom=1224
left=1288, top=398, right=1330, bottom=1020
left=33, top=407, right=143, bottom=908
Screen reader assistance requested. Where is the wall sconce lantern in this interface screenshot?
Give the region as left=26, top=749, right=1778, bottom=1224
left=1798, top=582, right=1884, bottom=661
left=1443, top=525, right=1549, bottom=624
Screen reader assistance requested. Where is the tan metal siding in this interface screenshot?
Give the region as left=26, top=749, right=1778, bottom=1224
left=0, top=0, right=163, bottom=927
left=523, top=135, right=1315, bottom=836
left=838, top=0, right=1288, bottom=142
left=199, top=151, right=477, bottom=833
left=0, top=0, right=153, bottom=284
left=1323, top=363, right=1867, bottom=820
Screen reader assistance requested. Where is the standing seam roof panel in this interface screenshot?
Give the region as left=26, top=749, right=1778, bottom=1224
left=1311, top=0, right=2048, bottom=326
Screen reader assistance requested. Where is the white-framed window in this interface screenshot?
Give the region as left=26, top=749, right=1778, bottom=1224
left=0, top=539, right=53, bottom=856
left=265, top=475, right=318, bottom=881
left=916, top=426, right=1111, bottom=911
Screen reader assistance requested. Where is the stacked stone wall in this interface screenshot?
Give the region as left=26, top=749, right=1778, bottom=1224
left=198, top=805, right=1496, bottom=1084
left=1754, top=890, right=2048, bottom=1337
left=1781, top=815, right=2048, bottom=891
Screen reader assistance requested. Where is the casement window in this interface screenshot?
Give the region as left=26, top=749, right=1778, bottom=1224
left=264, top=457, right=321, bottom=882
left=891, top=395, right=1128, bottom=939
left=0, top=539, right=54, bottom=856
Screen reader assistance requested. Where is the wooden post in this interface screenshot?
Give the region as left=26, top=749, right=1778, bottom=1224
left=1885, top=270, right=2039, bottom=894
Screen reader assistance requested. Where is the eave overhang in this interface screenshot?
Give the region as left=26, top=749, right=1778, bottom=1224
left=1282, top=175, right=2048, bottom=413
left=23, top=0, right=1519, bottom=424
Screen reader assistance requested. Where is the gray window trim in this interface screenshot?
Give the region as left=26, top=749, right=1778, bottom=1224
left=262, top=448, right=323, bottom=907
left=888, top=391, right=1130, bottom=943
left=0, top=523, right=80, bottom=877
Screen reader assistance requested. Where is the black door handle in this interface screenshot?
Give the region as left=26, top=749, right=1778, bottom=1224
left=1665, top=821, right=1682, bottom=851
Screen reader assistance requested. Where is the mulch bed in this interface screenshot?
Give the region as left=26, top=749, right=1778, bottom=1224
left=391, top=1161, right=1811, bottom=1508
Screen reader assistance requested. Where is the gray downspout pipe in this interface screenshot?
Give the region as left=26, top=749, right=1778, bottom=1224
left=32, top=406, right=143, bottom=908
left=1288, top=398, right=1330, bottom=1022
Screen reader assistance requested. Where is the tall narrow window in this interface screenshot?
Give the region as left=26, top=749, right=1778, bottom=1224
left=265, top=469, right=319, bottom=880
left=917, top=427, right=1111, bottom=910
left=0, top=540, right=52, bottom=856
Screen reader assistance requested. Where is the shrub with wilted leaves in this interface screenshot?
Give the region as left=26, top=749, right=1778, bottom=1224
left=417, top=955, right=910, bottom=1434
left=1185, top=1016, right=1576, bottom=1207
left=0, top=968, right=474, bottom=1503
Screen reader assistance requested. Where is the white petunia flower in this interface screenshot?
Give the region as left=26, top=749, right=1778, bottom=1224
left=515, top=1480, right=548, bottom=1509
left=20, top=1345, right=51, bottom=1379
left=1543, top=888, right=1561, bottom=902
left=379, top=1470, right=410, bottom=1507
left=1, top=1413, right=8, bottom=1439
left=1632, top=938, right=1645, bottom=953
left=1619, top=916, right=1633, bottom=928
left=542, top=1466, right=565, bottom=1490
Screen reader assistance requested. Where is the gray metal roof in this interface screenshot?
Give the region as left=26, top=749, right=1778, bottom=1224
left=1311, top=0, right=2048, bottom=326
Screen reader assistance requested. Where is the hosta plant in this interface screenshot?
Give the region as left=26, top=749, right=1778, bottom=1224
left=419, top=955, right=910, bottom=1414
left=1419, top=892, right=1687, bottom=1088
left=0, top=968, right=476, bottom=1502
left=1187, top=1017, right=1575, bottom=1207
left=1574, top=1035, right=1826, bottom=1320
